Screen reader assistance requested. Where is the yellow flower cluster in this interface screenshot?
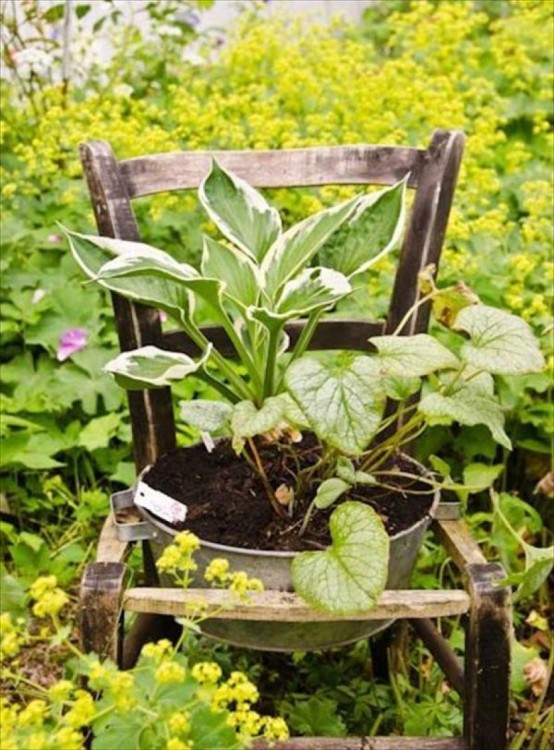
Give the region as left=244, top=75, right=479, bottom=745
left=156, top=531, right=201, bottom=582
left=0, top=696, right=85, bottom=750
left=0, top=613, right=27, bottom=661
left=28, top=576, right=69, bottom=620
left=191, top=660, right=222, bottom=683
left=204, top=557, right=264, bottom=599
left=210, top=670, right=289, bottom=743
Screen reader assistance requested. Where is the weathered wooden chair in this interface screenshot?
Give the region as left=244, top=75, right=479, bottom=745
left=78, top=131, right=511, bottom=750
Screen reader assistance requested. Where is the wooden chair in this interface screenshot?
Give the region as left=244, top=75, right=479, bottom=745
left=78, top=131, right=511, bottom=750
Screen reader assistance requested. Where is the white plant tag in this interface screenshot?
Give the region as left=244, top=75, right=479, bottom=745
left=135, top=481, right=187, bottom=525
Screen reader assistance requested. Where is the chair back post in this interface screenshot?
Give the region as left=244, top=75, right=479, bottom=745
left=386, top=129, right=465, bottom=335
left=79, top=141, right=176, bottom=471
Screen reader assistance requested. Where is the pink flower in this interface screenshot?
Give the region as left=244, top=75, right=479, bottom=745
left=57, top=328, right=88, bottom=361
left=48, top=233, right=62, bottom=244
left=158, top=310, right=168, bottom=323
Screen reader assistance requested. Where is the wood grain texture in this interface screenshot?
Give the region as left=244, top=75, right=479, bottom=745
left=122, top=588, right=471, bottom=620
left=119, top=145, right=426, bottom=197
left=96, top=513, right=129, bottom=564
left=79, top=141, right=176, bottom=471
left=251, top=737, right=466, bottom=750
left=79, top=562, right=126, bottom=664
left=386, top=129, right=465, bottom=336
left=433, top=519, right=488, bottom=570
left=464, top=563, right=511, bottom=750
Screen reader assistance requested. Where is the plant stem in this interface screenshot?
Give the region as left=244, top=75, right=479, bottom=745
left=276, top=309, right=323, bottom=392
left=391, top=291, right=436, bottom=336
left=245, top=438, right=286, bottom=517
left=179, top=314, right=253, bottom=401
left=262, top=325, right=281, bottom=399
left=195, top=370, right=241, bottom=404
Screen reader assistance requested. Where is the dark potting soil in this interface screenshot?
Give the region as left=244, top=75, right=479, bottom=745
left=142, top=438, right=436, bottom=552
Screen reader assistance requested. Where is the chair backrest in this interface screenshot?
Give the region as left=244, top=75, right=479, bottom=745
left=79, top=130, right=465, bottom=471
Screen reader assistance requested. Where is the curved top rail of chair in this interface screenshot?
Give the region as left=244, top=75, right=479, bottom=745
left=112, top=144, right=427, bottom=198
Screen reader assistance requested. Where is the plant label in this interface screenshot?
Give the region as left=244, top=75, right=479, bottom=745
left=135, top=481, right=188, bottom=525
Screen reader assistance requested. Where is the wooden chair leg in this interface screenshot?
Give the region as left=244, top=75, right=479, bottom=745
left=464, top=562, right=511, bottom=750
left=121, top=541, right=182, bottom=668
left=79, top=561, right=127, bottom=665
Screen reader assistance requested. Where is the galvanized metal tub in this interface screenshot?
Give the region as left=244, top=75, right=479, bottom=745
left=122, top=471, right=440, bottom=652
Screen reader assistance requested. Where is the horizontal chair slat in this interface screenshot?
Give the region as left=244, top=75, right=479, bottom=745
left=119, top=145, right=426, bottom=198
left=123, top=588, right=471, bottom=621
left=251, top=737, right=466, bottom=750
left=163, top=319, right=385, bottom=357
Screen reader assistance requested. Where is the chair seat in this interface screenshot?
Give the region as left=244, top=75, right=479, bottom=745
left=123, top=587, right=471, bottom=621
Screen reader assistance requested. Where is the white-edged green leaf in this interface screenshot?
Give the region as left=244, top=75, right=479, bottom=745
left=199, top=159, right=281, bottom=261
left=180, top=399, right=233, bottom=433
left=262, top=197, right=359, bottom=296
left=95, top=250, right=223, bottom=310
left=231, top=396, right=286, bottom=438
left=454, top=305, right=545, bottom=375
left=318, top=178, right=407, bottom=278
left=314, top=478, right=351, bottom=509
left=278, top=267, right=351, bottom=314
left=63, top=228, right=192, bottom=322
left=286, top=355, right=386, bottom=455
left=247, top=267, right=351, bottom=332
left=104, top=345, right=211, bottom=390
left=292, top=501, right=389, bottom=614
left=419, top=389, right=512, bottom=450
left=371, top=334, right=459, bottom=377
left=201, top=236, right=261, bottom=310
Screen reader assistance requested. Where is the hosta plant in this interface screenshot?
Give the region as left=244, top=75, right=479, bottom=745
left=64, top=161, right=545, bottom=615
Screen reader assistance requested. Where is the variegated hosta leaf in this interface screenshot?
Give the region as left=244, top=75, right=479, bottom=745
left=247, top=267, right=351, bottom=332
left=370, top=334, right=459, bottom=377
left=292, top=501, right=389, bottom=615
left=278, top=267, right=351, bottom=314
left=180, top=399, right=233, bottom=433
left=418, top=385, right=512, bottom=450
left=454, top=304, right=545, bottom=375
left=261, top=197, right=359, bottom=297
left=64, top=228, right=191, bottom=322
left=318, top=177, right=407, bottom=278
left=199, top=159, right=281, bottom=262
left=231, top=396, right=287, bottom=439
left=104, top=345, right=212, bottom=390
left=201, top=236, right=261, bottom=310
left=95, top=250, right=224, bottom=311
left=286, top=355, right=386, bottom=455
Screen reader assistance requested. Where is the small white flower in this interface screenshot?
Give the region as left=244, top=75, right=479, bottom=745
left=13, top=48, right=53, bottom=79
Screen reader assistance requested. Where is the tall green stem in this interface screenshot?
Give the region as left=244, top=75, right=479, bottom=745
left=179, top=314, right=254, bottom=401
left=262, top=325, right=282, bottom=400
left=275, top=309, right=323, bottom=393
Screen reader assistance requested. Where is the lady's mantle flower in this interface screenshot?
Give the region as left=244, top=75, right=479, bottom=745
left=191, top=661, right=222, bottom=684
left=57, top=328, right=88, bottom=361
left=29, top=575, right=69, bottom=618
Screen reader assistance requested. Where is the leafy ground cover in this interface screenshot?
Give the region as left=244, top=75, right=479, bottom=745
left=1, top=0, right=552, bottom=747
